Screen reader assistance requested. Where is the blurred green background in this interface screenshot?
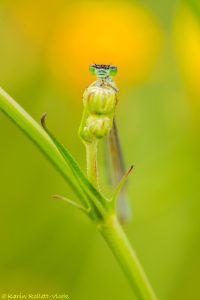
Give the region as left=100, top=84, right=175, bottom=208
left=0, top=0, right=200, bottom=299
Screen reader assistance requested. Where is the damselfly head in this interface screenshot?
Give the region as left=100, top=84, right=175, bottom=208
left=89, top=64, right=118, bottom=78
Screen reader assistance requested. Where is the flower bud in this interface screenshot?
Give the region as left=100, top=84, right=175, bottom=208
left=86, top=115, right=112, bottom=139
left=83, top=86, right=117, bottom=115
left=79, top=124, right=94, bottom=143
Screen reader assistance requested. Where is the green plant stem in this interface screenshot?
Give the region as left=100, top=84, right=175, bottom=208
left=0, top=87, right=158, bottom=300
left=86, top=141, right=99, bottom=188
left=99, top=215, right=157, bottom=300
left=0, top=87, right=84, bottom=200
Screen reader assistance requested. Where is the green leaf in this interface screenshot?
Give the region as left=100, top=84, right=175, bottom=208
left=52, top=194, right=91, bottom=213
left=111, top=165, right=133, bottom=209
left=41, top=113, right=109, bottom=218
left=0, top=88, right=87, bottom=204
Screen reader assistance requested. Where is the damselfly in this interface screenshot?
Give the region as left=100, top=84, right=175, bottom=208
left=88, top=64, right=131, bottom=222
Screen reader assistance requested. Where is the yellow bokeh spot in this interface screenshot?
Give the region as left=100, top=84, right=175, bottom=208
left=47, top=2, right=162, bottom=92
left=174, top=5, right=200, bottom=100
left=8, top=0, right=66, bottom=46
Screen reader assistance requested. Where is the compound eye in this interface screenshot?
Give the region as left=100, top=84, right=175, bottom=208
left=89, top=64, right=96, bottom=74
left=109, top=66, right=118, bottom=76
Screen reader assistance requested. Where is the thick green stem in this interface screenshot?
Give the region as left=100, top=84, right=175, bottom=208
left=0, top=88, right=84, bottom=200
left=86, top=141, right=99, bottom=188
left=99, top=216, right=158, bottom=300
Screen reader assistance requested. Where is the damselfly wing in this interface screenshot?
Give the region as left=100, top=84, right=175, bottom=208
left=106, top=118, right=130, bottom=222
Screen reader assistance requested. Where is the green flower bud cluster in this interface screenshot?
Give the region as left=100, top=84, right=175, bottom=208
left=79, top=85, right=117, bottom=143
